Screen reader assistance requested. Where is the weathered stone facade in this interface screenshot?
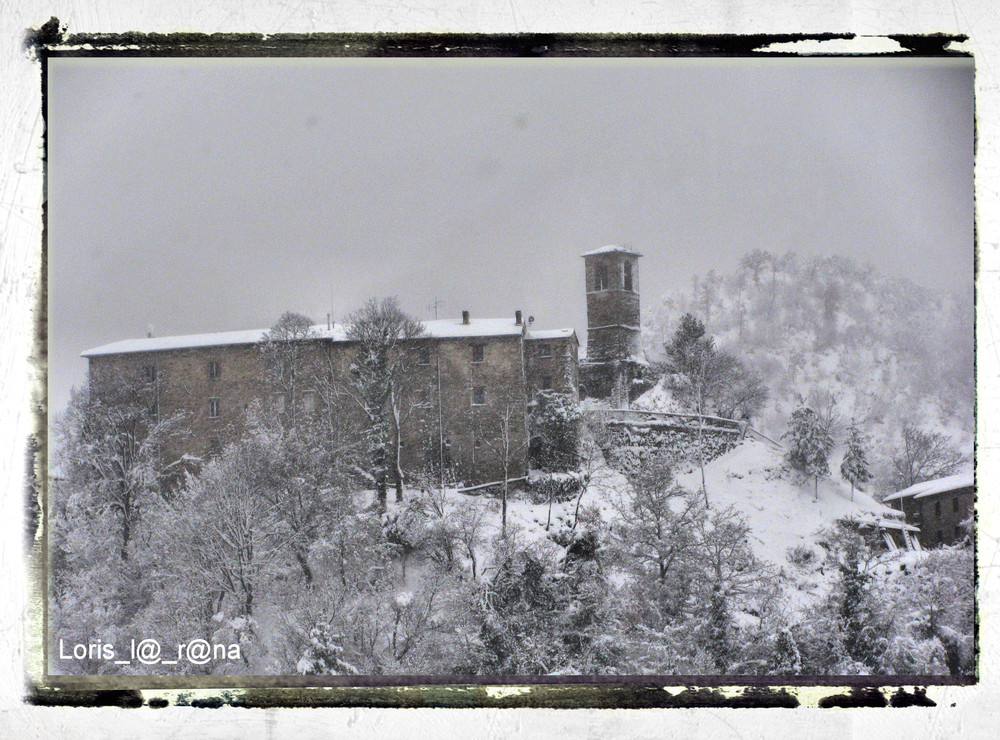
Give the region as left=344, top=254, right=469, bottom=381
left=579, top=245, right=649, bottom=402
left=884, top=477, right=974, bottom=548
left=83, top=316, right=579, bottom=487
left=582, top=246, right=642, bottom=364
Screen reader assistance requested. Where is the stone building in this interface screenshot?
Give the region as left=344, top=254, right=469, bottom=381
left=578, top=245, right=651, bottom=404
left=83, top=312, right=577, bottom=487
left=883, top=473, right=974, bottom=548
left=81, top=246, right=644, bottom=486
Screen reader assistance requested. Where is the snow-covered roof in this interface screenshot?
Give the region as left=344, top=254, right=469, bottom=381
left=526, top=328, right=576, bottom=341
left=848, top=512, right=921, bottom=533
left=883, top=472, right=975, bottom=503
left=81, top=317, right=574, bottom=357
left=579, top=244, right=643, bottom=258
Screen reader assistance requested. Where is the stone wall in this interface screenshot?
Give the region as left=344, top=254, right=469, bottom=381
left=599, top=419, right=742, bottom=476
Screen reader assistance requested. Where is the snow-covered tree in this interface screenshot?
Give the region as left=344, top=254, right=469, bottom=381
left=55, top=371, right=188, bottom=560
left=783, top=403, right=834, bottom=500
left=240, top=411, right=357, bottom=584
left=881, top=546, right=975, bottom=676
left=529, top=391, right=581, bottom=472
left=159, top=442, right=293, bottom=620
left=258, top=311, right=320, bottom=429
left=840, top=420, right=873, bottom=501
left=297, top=620, right=359, bottom=675
left=340, top=297, right=425, bottom=509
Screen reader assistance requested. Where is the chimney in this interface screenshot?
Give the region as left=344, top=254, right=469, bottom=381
left=515, top=310, right=522, bottom=326
left=146, top=324, right=154, bottom=338
left=462, top=310, right=470, bottom=325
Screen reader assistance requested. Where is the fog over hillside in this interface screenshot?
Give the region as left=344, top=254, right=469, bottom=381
left=643, top=250, right=974, bottom=487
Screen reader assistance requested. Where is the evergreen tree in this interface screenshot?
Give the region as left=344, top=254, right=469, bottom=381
left=840, top=420, right=873, bottom=501
left=783, top=403, right=834, bottom=500
left=297, top=619, right=360, bottom=675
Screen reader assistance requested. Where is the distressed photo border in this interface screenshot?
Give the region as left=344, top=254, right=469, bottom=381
left=21, top=24, right=981, bottom=712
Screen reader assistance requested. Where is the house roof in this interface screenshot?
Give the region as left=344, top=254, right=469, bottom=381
left=81, top=317, right=575, bottom=358
left=579, top=244, right=644, bottom=258
left=526, top=328, right=576, bottom=341
left=883, top=472, right=975, bottom=503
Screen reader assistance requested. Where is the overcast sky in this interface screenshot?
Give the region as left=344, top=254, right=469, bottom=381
left=47, top=55, right=974, bottom=416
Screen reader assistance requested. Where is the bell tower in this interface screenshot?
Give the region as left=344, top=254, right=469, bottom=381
left=580, top=245, right=645, bottom=404
left=582, top=245, right=642, bottom=363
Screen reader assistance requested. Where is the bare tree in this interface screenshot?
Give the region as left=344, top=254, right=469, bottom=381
left=338, top=297, right=425, bottom=509
left=477, top=396, right=530, bottom=536
left=891, top=424, right=968, bottom=490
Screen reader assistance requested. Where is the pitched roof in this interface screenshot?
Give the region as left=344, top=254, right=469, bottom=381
left=579, top=244, right=643, bottom=258
left=81, top=317, right=574, bottom=357
left=883, top=472, right=975, bottom=503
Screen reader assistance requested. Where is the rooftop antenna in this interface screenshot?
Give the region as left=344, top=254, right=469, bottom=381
left=426, top=297, right=445, bottom=320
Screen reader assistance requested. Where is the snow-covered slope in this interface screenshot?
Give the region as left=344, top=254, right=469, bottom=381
left=674, top=439, right=904, bottom=568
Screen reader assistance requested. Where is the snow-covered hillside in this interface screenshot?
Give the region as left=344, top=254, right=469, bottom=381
left=643, top=252, right=974, bottom=453
left=674, top=439, right=905, bottom=568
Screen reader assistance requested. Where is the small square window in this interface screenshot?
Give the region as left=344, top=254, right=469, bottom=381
left=472, top=386, right=486, bottom=406
left=143, top=365, right=156, bottom=383
left=208, top=398, right=220, bottom=418
left=418, top=346, right=431, bottom=365
left=208, top=361, right=221, bottom=379
left=472, top=344, right=484, bottom=363
left=538, top=343, right=551, bottom=358
left=302, top=392, right=316, bottom=414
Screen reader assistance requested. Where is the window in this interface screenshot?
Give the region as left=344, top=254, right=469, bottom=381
left=472, top=386, right=486, bottom=406
left=418, top=346, right=431, bottom=365
left=935, top=500, right=941, bottom=516
left=542, top=376, right=552, bottom=390
left=143, top=365, right=156, bottom=383
left=472, top=344, right=484, bottom=363
left=208, top=398, right=220, bottom=418
left=595, top=264, right=608, bottom=291
left=209, top=437, right=223, bottom=458
left=302, top=392, right=316, bottom=414
left=937, top=529, right=943, bottom=543
left=624, top=260, right=633, bottom=291
left=954, top=525, right=962, bottom=540
left=538, top=343, right=551, bottom=358
left=953, top=497, right=960, bottom=513
left=417, top=389, right=431, bottom=406
left=208, top=361, right=221, bottom=379
left=149, top=401, right=158, bottom=419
